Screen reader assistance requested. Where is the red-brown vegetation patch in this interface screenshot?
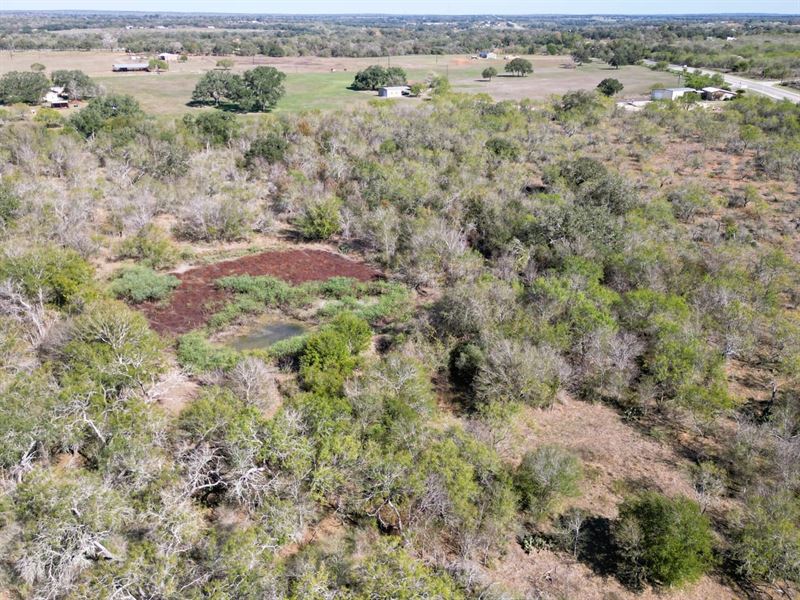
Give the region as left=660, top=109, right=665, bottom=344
left=141, top=249, right=379, bottom=335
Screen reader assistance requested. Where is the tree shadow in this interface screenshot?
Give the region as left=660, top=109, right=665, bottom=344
left=184, top=99, right=249, bottom=113
left=575, top=516, right=620, bottom=578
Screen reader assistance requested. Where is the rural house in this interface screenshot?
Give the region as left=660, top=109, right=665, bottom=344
left=378, top=85, right=410, bottom=98
left=158, top=52, right=181, bottom=61
left=478, top=51, right=497, bottom=59
left=42, top=86, right=69, bottom=108
left=112, top=63, right=150, bottom=72
left=701, top=87, right=737, bottom=101
left=651, top=87, right=697, bottom=101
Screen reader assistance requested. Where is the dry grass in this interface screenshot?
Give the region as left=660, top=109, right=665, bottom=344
left=491, top=538, right=739, bottom=600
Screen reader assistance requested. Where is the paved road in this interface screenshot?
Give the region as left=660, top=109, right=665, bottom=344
left=642, top=60, right=800, bottom=103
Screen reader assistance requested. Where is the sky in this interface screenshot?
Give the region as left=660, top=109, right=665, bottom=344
left=1, top=1, right=798, bottom=14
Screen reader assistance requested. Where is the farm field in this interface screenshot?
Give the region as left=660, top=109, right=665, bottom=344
left=0, top=50, right=677, bottom=115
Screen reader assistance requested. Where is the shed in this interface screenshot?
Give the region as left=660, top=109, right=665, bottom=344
left=651, top=87, right=697, bottom=101
left=378, top=86, right=410, bottom=99
left=112, top=63, right=150, bottom=72
left=701, top=87, right=736, bottom=101
left=158, top=52, right=180, bottom=61
left=479, top=51, right=498, bottom=59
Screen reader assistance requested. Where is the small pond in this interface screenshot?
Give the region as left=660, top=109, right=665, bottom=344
left=227, top=321, right=307, bottom=351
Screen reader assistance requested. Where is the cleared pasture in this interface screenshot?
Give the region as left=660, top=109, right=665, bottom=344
left=0, top=51, right=677, bottom=115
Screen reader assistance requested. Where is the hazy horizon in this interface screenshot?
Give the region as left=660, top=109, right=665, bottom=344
left=1, top=1, right=797, bottom=16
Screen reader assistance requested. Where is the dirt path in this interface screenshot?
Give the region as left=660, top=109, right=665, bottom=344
left=140, top=249, right=379, bottom=335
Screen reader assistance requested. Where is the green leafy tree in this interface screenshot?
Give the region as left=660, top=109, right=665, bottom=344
left=69, top=93, right=143, bottom=137
left=216, top=58, right=235, bottom=70
left=0, top=71, right=50, bottom=105
left=148, top=58, right=168, bottom=73
left=615, top=493, right=714, bottom=588
left=51, top=69, right=101, bottom=100
left=238, top=66, right=286, bottom=112
left=30, top=62, right=46, bottom=73
left=571, top=47, right=592, bottom=65
left=683, top=69, right=727, bottom=90
left=351, top=65, right=408, bottom=91
left=505, top=58, right=533, bottom=77
left=192, top=70, right=240, bottom=106
left=597, top=78, right=624, bottom=96
left=482, top=66, right=498, bottom=81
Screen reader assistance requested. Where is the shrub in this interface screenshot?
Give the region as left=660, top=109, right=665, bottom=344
left=117, top=224, right=178, bottom=269
left=109, top=266, right=180, bottom=304
left=34, top=108, right=64, bottom=128
left=515, top=446, right=582, bottom=519
left=328, top=311, right=372, bottom=354
left=448, top=341, right=485, bottom=394
left=0, top=180, right=21, bottom=228
left=475, top=339, right=570, bottom=408
left=216, top=275, right=293, bottom=304
left=299, top=328, right=357, bottom=395
left=0, top=247, right=95, bottom=307
left=175, top=195, right=253, bottom=242
left=60, top=300, right=165, bottom=392
left=183, top=111, right=240, bottom=147
left=177, top=332, right=239, bottom=373
left=486, top=137, right=520, bottom=160
left=666, top=185, right=714, bottom=222
left=244, top=133, right=288, bottom=167
left=299, top=313, right=371, bottom=395
left=296, top=197, right=342, bottom=241
left=548, top=157, right=636, bottom=215
left=615, top=492, right=714, bottom=588
left=732, top=491, right=800, bottom=587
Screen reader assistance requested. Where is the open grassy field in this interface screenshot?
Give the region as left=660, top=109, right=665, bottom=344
left=0, top=50, right=678, bottom=116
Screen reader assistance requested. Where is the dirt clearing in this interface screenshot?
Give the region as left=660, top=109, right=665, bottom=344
left=141, top=248, right=379, bottom=335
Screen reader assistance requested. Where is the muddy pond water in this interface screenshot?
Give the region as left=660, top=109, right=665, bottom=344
left=227, top=321, right=307, bottom=351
